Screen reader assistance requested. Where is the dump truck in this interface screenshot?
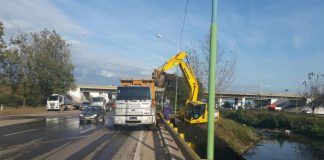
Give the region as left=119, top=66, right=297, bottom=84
left=113, top=79, right=156, bottom=130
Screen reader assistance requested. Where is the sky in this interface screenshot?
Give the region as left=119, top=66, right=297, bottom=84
left=0, top=0, right=324, bottom=94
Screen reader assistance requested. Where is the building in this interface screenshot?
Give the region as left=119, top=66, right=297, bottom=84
left=68, top=85, right=117, bottom=102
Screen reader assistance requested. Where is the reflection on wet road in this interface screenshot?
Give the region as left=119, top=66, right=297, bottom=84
left=0, top=112, right=168, bottom=160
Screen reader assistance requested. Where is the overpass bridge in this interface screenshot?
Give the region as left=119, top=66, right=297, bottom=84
left=204, top=92, right=307, bottom=109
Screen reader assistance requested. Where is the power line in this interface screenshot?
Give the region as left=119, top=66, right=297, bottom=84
left=179, top=0, right=189, bottom=51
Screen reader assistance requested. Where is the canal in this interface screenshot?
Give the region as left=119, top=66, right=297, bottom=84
left=244, top=134, right=324, bottom=160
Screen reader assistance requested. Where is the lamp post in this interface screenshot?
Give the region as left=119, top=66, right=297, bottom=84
left=156, top=34, right=180, bottom=115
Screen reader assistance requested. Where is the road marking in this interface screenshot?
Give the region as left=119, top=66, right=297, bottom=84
left=134, top=130, right=144, bottom=160
left=3, top=129, right=36, bottom=137
left=80, top=127, right=93, bottom=134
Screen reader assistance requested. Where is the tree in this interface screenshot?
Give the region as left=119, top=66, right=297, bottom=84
left=10, top=29, right=75, bottom=104
left=187, top=34, right=236, bottom=93
left=0, top=21, right=5, bottom=49
left=0, top=21, right=7, bottom=84
left=302, top=72, right=324, bottom=114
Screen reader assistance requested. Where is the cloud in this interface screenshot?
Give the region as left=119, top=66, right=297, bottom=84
left=100, top=70, right=115, bottom=78
left=66, top=39, right=81, bottom=45
left=0, top=0, right=89, bottom=39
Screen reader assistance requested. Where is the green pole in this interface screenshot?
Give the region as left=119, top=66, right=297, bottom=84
left=207, top=0, right=218, bottom=159
left=175, top=66, right=178, bottom=115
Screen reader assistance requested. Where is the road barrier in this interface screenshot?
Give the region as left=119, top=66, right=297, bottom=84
left=160, top=114, right=201, bottom=160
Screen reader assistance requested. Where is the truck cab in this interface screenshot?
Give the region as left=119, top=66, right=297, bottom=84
left=113, top=86, right=156, bottom=129
left=46, top=94, right=64, bottom=111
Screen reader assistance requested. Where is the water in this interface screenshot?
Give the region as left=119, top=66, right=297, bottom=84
left=244, top=136, right=324, bottom=160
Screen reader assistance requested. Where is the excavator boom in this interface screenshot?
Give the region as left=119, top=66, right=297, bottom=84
left=153, top=52, right=198, bottom=102
left=153, top=51, right=208, bottom=124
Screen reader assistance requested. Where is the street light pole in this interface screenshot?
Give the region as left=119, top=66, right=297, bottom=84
left=156, top=34, right=180, bottom=115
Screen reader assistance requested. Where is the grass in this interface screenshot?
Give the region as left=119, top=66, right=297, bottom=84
left=175, top=116, right=260, bottom=158
left=215, top=118, right=260, bottom=154
left=0, top=106, right=47, bottom=115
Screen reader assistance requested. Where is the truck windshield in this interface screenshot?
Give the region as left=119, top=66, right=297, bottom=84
left=48, top=96, right=59, bottom=101
left=92, top=97, right=102, bottom=102
left=117, top=87, right=151, bottom=100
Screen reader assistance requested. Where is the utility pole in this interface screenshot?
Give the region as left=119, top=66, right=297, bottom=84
left=207, top=0, right=218, bottom=159
left=156, top=34, right=180, bottom=115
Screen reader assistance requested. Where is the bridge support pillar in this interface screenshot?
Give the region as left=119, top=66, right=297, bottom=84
left=241, top=97, right=246, bottom=109
left=234, top=98, right=239, bottom=110
left=218, top=98, right=223, bottom=107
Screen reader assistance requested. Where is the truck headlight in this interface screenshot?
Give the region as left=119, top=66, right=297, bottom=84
left=80, top=113, right=84, bottom=117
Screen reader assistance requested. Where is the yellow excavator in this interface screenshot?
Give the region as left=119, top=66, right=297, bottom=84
left=153, top=51, right=212, bottom=124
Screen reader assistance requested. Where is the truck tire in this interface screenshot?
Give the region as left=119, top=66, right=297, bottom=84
left=114, top=124, right=119, bottom=131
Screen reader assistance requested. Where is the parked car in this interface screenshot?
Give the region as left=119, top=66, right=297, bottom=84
left=79, top=106, right=106, bottom=123
left=80, top=101, right=90, bottom=110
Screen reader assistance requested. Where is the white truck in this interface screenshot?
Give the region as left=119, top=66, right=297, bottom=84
left=46, top=94, right=74, bottom=111
left=113, top=86, right=156, bottom=130
left=46, top=94, right=65, bottom=111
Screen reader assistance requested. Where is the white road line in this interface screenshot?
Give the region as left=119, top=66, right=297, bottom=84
left=134, top=130, right=144, bottom=160
left=80, top=127, right=93, bottom=134
left=3, top=129, right=36, bottom=137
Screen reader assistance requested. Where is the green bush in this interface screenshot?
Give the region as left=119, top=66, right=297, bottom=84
left=221, top=109, right=324, bottom=138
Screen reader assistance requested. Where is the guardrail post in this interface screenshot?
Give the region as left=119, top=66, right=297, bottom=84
left=179, top=133, right=185, bottom=139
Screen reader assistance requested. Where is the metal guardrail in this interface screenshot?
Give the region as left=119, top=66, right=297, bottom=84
left=160, top=115, right=201, bottom=160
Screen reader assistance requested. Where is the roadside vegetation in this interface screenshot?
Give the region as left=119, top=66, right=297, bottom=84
left=0, top=106, right=47, bottom=115
left=176, top=117, right=259, bottom=159
left=0, top=21, right=75, bottom=107
left=222, top=109, right=324, bottom=138
left=214, top=118, right=259, bottom=154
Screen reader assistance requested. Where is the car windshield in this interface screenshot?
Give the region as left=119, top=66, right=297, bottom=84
left=48, top=96, right=59, bottom=101
left=117, top=87, right=151, bottom=100
left=84, top=107, right=100, bottom=112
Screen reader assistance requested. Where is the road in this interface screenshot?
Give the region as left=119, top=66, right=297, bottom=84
left=0, top=111, right=169, bottom=160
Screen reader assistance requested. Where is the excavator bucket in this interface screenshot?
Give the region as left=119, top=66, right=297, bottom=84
left=152, top=70, right=166, bottom=88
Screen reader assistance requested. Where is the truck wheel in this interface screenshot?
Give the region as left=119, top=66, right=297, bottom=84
left=114, top=124, right=119, bottom=131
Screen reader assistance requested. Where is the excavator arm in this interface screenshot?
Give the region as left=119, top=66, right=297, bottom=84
left=153, top=51, right=213, bottom=124
left=153, top=51, right=199, bottom=102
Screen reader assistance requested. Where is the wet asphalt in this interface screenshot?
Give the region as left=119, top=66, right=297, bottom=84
left=0, top=111, right=168, bottom=160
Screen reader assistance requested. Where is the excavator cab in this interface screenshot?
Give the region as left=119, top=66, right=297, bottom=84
left=185, top=102, right=208, bottom=124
